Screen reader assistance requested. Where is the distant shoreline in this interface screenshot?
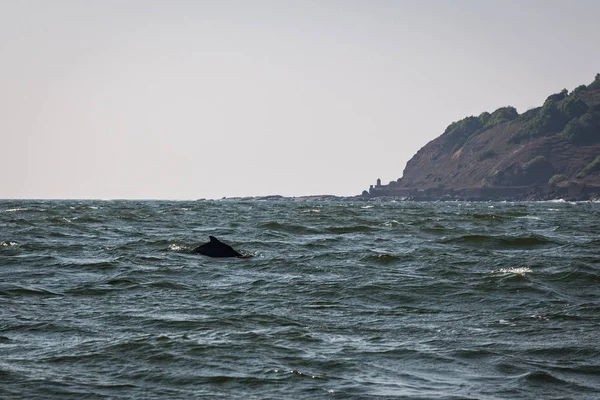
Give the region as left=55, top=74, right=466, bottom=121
left=3, top=192, right=599, bottom=202
left=217, top=188, right=600, bottom=202
left=366, top=182, right=600, bottom=202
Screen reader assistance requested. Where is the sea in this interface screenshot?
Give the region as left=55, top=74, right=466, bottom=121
left=1, top=199, right=599, bottom=399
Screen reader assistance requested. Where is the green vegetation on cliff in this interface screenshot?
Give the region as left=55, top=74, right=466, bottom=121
left=577, top=155, right=600, bottom=178
left=510, top=74, right=600, bottom=144
left=561, top=104, right=600, bottom=144
left=443, top=106, right=518, bottom=152
left=548, top=174, right=568, bottom=185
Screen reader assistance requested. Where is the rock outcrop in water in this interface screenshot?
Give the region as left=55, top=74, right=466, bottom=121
left=368, top=74, right=600, bottom=201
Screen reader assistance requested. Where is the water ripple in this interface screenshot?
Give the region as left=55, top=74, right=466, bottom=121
left=1, top=199, right=599, bottom=399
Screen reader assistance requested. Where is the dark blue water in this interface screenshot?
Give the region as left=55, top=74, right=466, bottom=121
left=1, top=199, right=599, bottom=399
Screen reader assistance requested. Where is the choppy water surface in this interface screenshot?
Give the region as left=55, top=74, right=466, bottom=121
left=1, top=199, right=599, bottom=399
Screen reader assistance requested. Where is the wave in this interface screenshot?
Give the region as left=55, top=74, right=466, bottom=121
left=518, top=370, right=567, bottom=384
left=168, top=244, right=189, bottom=252
left=145, top=280, right=192, bottom=290
left=4, top=207, right=31, bottom=213
left=105, top=278, right=139, bottom=286
left=361, top=253, right=402, bottom=264
left=64, top=286, right=116, bottom=296
left=443, top=234, right=558, bottom=249
left=451, top=347, right=499, bottom=360
left=0, top=285, right=62, bottom=297
left=58, top=258, right=121, bottom=270
left=545, top=269, right=600, bottom=284
left=490, top=267, right=533, bottom=275
left=68, top=205, right=100, bottom=210
left=420, top=225, right=453, bottom=235
left=547, top=198, right=567, bottom=203
left=259, top=221, right=318, bottom=234
left=472, top=213, right=507, bottom=222
left=1, top=321, right=85, bottom=334
left=326, top=225, right=376, bottom=234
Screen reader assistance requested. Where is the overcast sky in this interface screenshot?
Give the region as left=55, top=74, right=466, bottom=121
left=2, top=0, right=599, bottom=199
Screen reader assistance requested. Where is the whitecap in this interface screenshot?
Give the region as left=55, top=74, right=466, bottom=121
left=168, top=244, right=187, bottom=252
left=5, top=208, right=29, bottom=212
left=498, top=319, right=516, bottom=326
left=1, top=241, right=19, bottom=247
left=491, top=267, right=532, bottom=275
left=517, top=215, right=540, bottom=220
left=530, top=314, right=549, bottom=320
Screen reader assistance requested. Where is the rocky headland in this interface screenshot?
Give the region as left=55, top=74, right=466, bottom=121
left=366, top=74, right=600, bottom=201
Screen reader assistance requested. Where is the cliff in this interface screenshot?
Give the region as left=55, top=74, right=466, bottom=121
left=369, top=74, right=600, bottom=200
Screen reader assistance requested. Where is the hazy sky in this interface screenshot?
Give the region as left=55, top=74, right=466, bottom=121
left=2, top=0, right=599, bottom=199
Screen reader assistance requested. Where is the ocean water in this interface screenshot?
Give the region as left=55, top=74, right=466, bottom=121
left=1, top=199, right=599, bottom=399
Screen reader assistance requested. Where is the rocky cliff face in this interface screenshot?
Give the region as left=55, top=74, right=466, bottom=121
left=376, top=75, right=600, bottom=197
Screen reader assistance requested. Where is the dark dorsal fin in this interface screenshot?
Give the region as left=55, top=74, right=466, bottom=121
left=192, top=236, right=248, bottom=258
